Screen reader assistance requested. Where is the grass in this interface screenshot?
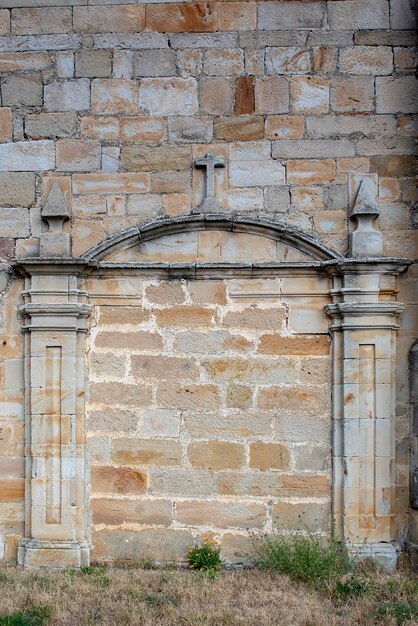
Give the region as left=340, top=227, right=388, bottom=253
left=0, top=555, right=417, bottom=626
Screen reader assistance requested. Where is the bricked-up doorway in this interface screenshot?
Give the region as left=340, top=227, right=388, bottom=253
left=15, top=216, right=408, bottom=568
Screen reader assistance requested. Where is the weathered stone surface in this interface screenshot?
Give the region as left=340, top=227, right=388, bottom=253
left=73, top=5, right=145, bottom=34
left=138, top=78, right=198, bottom=116
left=331, top=77, right=374, bottom=112
left=73, top=173, right=150, bottom=195
left=45, top=80, right=90, bottom=112
left=273, top=501, right=330, bottom=531
left=217, top=472, right=330, bottom=498
left=88, top=409, right=139, bottom=434
left=75, top=51, right=112, bottom=78
left=92, top=79, right=137, bottom=114
left=328, top=0, right=389, bottom=29
left=188, top=440, right=244, bottom=470
left=1, top=73, right=42, bottom=107
left=146, top=2, right=216, bottom=33
left=214, top=116, right=264, bottom=141
left=11, top=7, right=71, bottom=36
left=376, top=76, right=418, bottom=113
left=175, top=499, right=266, bottom=529
left=91, top=466, right=147, bottom=495
left=92, top=528, right=192, bottom=562
left=258, top=2, right=326, bottom=30
left=222, top=306, right=286, bottom=330
left=92, top=498, right=172, bottom=527
left=168, top=116, right=212, bottom=143
left=287, top=159, right=336, bottom=185
left=339, top=46, right=393, bottom=75
left=56, top=140, right=101, bottom=172
left=25, top=113, right=77, bottom=139
left=94, top=331, right=162, bottom=351
left=89, top=382, right=152, bottom=407
left=200, top=77, right=233, bottom=115
left=249, top=442, right=290, bottom=471
left=0, top=108, right=12, bottom=143
left=111, top=438, right=182, bottom=467
left=157, top=384, right=220, bottom=410
left=184, top=411, right=271, bottom=439
left=258, top=335, right=330, bottom=356
left=133, top=49, right=176, bottom=78
left=131, top=355, right=199, bottom=382
left=0, top=207, right=29, bottom=237
left=0, top=172, right=35, bottom=207
left=0, top=140, right=54, bottom=171
left=255, top=77, right=289, bottom=114
left=290, top=76, right=329, bottom=114
left=121, top=145, right=191, bottom=172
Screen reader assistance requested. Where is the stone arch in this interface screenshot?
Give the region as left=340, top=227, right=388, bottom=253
left=82, top=214, right=344, bottom=264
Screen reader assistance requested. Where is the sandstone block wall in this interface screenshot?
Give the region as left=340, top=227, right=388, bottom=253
left=0, top=0, right=417, bottom=564
left=87, top=276, right=331, bottom=563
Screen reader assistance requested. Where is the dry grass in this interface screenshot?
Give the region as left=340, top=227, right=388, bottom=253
left=0, top=559, right=417, bottom=626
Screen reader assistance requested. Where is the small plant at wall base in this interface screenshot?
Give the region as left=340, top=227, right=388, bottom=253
left=187, top=540, right=221, bottom=579
left=253, top=531, right=349, bottom=589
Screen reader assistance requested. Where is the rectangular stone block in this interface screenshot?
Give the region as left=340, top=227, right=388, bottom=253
left=150, top=468, right=213, bottom=497
left=202, top=356, right=298, bottom=384
left=339, top=46, right=393, bottom=75
left=354, top=29, right=417, bottom=46
left=229, top=160, right=286, bottom=187
left=94, top=331, right=162, bottom=351
left=0, top=108, right=12, bottom=142
left=25, top=112, right=77, bottom=139
left=80, top=117, right=119, bottom=141
left=200, top=77, right=233, bottom=115
left=0, top=52, right=50, bottom=72
left=121, top=145, right=191, bottom=172
left=11, top=7, right=71, bottom=35
left=287, top=159, right=336, bottom=185
left=173, top=330, right=251, bottom=355
left=146, top=3, right=216, bottom=33
left=328, top=0, right=389, bottom=29
left=92, top=528, right=192, bottom=562
left=290, top=76, right=329, bottom=114
left=168, top=116, right=212, bottom=144
left=92, top=79, right=138, bottom=114
left=0, top=207, right=29, bottom=237
left=45, top=79, right=90, bottom=112
left=255, top=77, right=289, bottom=114
left=73, top=173, right=150, bottom=195
left=0, top=34, right=81, bottom=53
left=73, top=5, right=145, bottom=34
left=0, top=172, right=35, bottom=206
left=130, top=355, right=199, bottom=382
left=249, top=442, right=290, bottom=471
left=376, top=76, right=418, bottom=114
left=273, top=501, right=330, bottom=532
left=258, top=385, right=329, bottom=417
left=92, top=498, right=172, bottom=527
left=88, top=409, right=139, bottom=434
left=188, top=440, right=244, bottom=470
left=170, top=32, right=237, bottom=49
left=306, top=114, right=396, bottom=139
left=175, top=499, right=266, bottom=529
left=258, top=335, right=330, bottom=356
left=140, top=409, right=181, bottom=438
left=94, top=33, right=168, bottom=50
left=258, top=1, right=326, bottom=30
left=218, top=2, right=256, bottom=31
left=234, top=76, right=255, bottom=115
left=56, top=140, right=101, bottom=172
left=266, top=47, right=311, bottom=74
left=217, top=471, right=330, bottom=498
left=222, top=306, right=286, bottom=330
left=331, top=77, right=374, bottom=112
left=184, top=411, right=271, bottom=439
left=111, top=438, right=182, bottom=467
left=1, top=73, right=43, bottom=107
left=75, top=50, right=112, bottom=78
left=272, top=139, right=355, bottom=159
left=98, top=305, right=150, bottom=325
left=138, top=78, right=198, bottom=116
left=390, top=0, right=418, bottom=28
left=157, top=384, right=220, bottom=410
left=0, top=140, right=54, bottom=171
left=214, top=116, right=264, bottom=141
left=203, top=48, right=244, bottom=76
left=89, top=382, right=152, bottom=407
left=133, top=49, right=176, bottom=77
left=0, top=9, right=10, bottom=36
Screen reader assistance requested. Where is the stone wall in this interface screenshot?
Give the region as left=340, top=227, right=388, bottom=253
left=0, top=0, right=417, bottom=565
left=87, top=275, right=331, bottom=563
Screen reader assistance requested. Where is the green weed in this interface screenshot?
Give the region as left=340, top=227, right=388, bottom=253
left=0, top=606, right=53, bottom=626
left=253, top=532, right=349, bottom=588
left=376, top=602, right=418, bottom=625
left=187, top=540, right=221, bottom=579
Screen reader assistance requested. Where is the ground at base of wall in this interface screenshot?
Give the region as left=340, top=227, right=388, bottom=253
left=0, top=560, right=417, bottom=626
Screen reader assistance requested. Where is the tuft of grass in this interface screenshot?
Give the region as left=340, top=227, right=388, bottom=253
left=80, top=566, right=105, bottom=576
left=334, top=574, right=372, bottom=599
left=375, top=602, right=418, bottom=625
left=0, top=606, right=53, bottom=626
left=253, top=532, right=349, bottom=588
left=112, top=558, right=156, bottom=570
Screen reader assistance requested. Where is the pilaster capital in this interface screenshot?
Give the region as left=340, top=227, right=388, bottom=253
left=326, top=301, right=405, bottom=330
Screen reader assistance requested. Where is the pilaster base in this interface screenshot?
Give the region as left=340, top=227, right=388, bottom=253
left=346, top=542, right=399, bottom=571
left=18, top=540, right=90, bottom=569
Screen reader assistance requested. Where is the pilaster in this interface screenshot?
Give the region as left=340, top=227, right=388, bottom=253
left=14, top=260, right=91, bottom=569
left=326, top=260, right=409, bottom=569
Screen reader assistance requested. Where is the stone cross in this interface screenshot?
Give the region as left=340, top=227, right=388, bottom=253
left=193, top=152, right=225, bottom=213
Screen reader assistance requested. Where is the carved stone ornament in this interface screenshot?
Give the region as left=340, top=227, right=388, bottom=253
left=349, top=174, right=383, bottom=258
left=192, top=152, right=225, bottom=214
left=40, top=182, right=71, bottom=257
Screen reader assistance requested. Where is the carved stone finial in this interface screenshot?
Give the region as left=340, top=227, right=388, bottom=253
left=349, top=174, right=383, bottom=258
left=40, top=182, right=71, bottom=257
left=192, top=152, right=225, bottom=214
